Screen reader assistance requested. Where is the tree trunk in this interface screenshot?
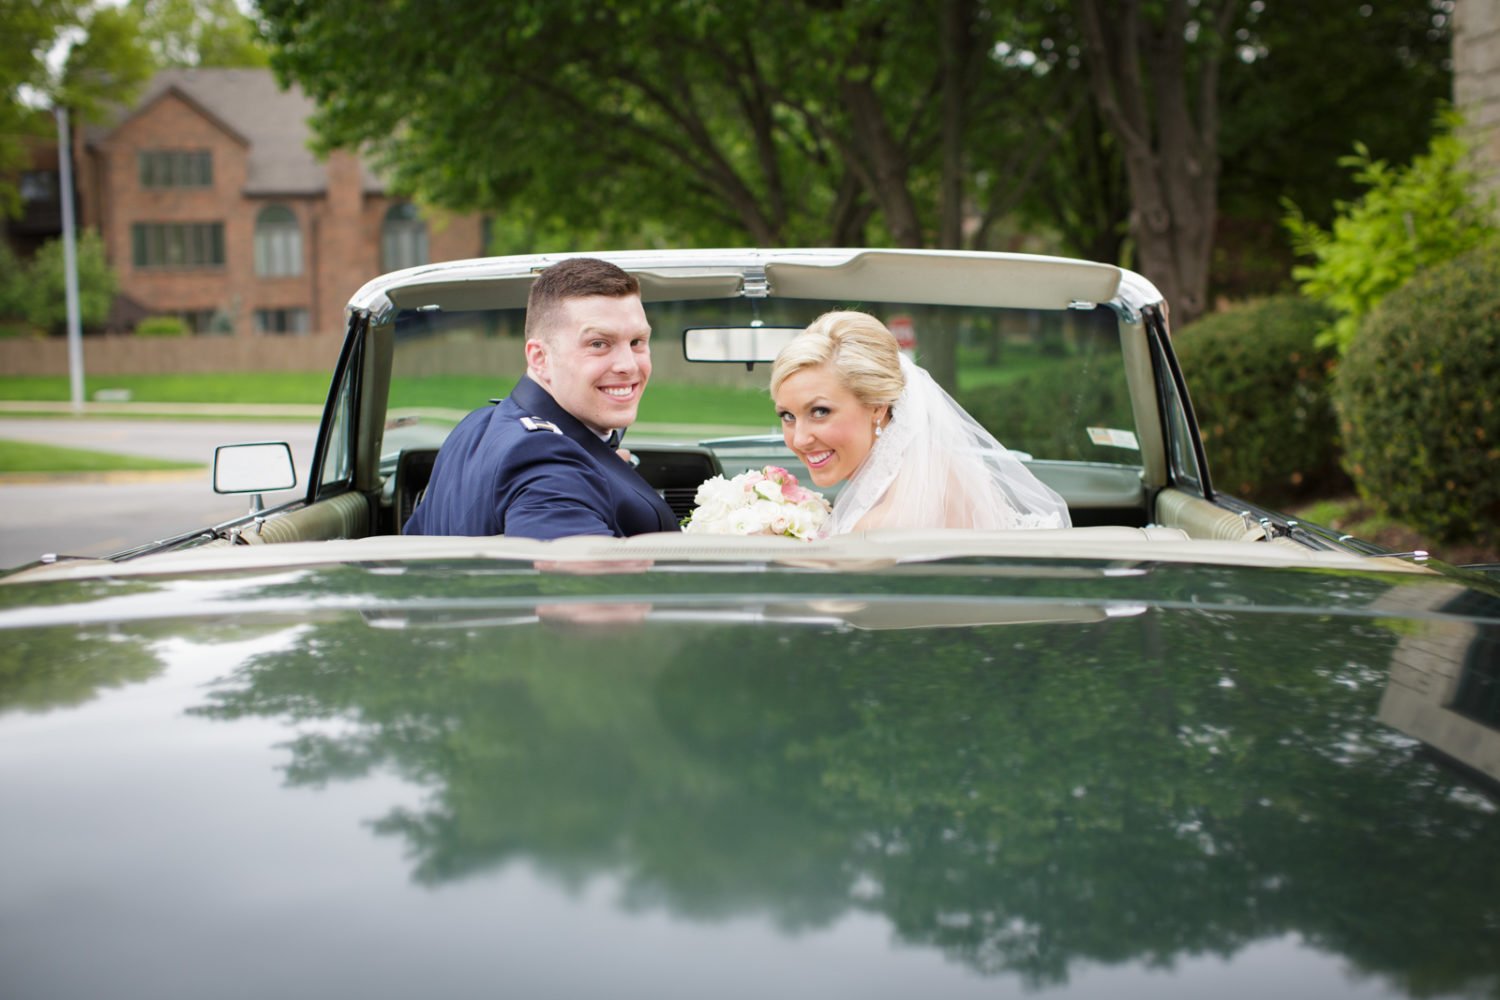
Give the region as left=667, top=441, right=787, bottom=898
left=1077, top=0, right=1238, bottom=326
left=937, top=0, right=978, bottom=250
left=842, top=77, right=925, bottom=248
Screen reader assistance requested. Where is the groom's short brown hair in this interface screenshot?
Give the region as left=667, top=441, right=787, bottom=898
left=525, top=258, right=641, bottom=342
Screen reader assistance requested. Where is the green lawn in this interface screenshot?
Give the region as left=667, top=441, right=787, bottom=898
left=0, top=354, right=1032, bottom=427
left=0, top=373, right=780, bottom=428
left=954, top=345, right=1077, bottom=389
left=0, top=347, right=1062, bottom=406
left=0, top=373, right=336, bottom=405
left=391, top=375, right=775, bottom=426
left=0, top=439, right=203, bottom=473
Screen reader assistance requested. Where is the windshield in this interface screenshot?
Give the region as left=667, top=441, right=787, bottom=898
left=382, top=297, right=1136, bottom=476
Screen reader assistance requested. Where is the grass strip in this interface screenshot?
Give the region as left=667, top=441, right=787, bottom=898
left=0, top=373, right=335, bottom=405
left=0, top=354, right=1029, bottom=425
left=0, top=373, right=780, bottom=428
left=0, top=439, right=202, bottom=473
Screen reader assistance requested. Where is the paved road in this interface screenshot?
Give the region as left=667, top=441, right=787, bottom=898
left=0, top=419, right=319, bottom=569
left=0, top=414, right=773, bottom=569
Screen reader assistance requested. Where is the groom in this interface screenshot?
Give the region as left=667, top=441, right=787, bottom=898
left=403, top=257, right=680, bottom=540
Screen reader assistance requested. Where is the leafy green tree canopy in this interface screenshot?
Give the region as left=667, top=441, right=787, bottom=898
left=0, top=0, right=86, bottom=213
left=256, top=0, right=1072, bottom=254
left=1215, top=0, right=1454, bottom=300
left=128, top=0, right=269, bottom=68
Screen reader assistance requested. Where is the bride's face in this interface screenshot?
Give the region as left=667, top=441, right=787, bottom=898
left=773, top=363, right=887, bottom=487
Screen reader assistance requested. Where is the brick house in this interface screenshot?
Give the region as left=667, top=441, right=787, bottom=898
left=31, top=68, right=486, bottom=336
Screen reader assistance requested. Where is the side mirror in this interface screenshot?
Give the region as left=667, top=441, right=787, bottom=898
left=214, top=442, right=297, bottom=513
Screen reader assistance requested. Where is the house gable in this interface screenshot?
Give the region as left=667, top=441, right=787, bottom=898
left=106, top=84, right=251, bottom=150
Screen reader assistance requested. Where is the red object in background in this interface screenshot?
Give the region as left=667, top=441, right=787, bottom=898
left=888, top=314, right=916, bottom=350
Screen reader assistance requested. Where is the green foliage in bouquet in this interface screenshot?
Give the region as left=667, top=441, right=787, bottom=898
left=1283, top=110, right=1497, bottom=355
left=1173, top=295, right=1346, bottom=503
left=1333, top=242, right=1500, bottom=545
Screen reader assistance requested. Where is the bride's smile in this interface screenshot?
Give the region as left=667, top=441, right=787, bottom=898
left=773, top=363, right=888, bottom=488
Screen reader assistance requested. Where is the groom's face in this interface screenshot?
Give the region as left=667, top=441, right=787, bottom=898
left=526, top=294, right=652, bottom=435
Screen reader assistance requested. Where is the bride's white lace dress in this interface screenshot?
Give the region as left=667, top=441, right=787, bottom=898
left=824, top=354, right=1071, bottom=535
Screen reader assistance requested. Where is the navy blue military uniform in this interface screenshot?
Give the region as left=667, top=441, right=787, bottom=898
left=403, top=375, right=680, bottom=540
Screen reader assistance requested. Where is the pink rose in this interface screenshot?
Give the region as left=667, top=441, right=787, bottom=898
left=762, top=465, right=798, bottom=488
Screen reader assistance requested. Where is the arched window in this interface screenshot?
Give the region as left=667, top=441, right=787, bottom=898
left=381, top=202, right=429, bottom=272
left=254, top=204, right=302, bottom=277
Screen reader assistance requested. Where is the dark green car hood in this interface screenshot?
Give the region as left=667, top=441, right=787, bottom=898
left=2, top=555, right=1498, bottom=999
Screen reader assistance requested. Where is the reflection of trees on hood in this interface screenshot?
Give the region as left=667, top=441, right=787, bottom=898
left=0, top=578, right=171, bottom=713
left=192, top=565, right=1500, bottom=994
left=657, top=614, right=1500, bottom=993
left=0, top=623, right=165, bottom=715
left=196, top=611, right=854, bottom=928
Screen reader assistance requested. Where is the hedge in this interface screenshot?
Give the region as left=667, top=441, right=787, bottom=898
left=1173, top=295, right=1345, bottom=503
left=957, top=355, right=1134, bottom=463
left=1333, top=242, right=1500, bottom=545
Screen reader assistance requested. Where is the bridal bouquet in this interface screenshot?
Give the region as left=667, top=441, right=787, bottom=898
left=682, top=465, right=832, bottom=540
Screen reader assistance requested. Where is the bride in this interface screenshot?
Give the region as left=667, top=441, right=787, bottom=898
left=769, top=310, right=1071, bottom=534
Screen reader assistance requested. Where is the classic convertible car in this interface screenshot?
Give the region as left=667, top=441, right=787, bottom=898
left=1, top=249, right=1497, bottom=999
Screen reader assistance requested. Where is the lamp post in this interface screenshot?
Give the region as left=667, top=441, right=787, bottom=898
left=54, top=103, right=84, bottom=414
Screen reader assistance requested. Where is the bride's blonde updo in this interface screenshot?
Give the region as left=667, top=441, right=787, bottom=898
left=770, top=311, right=905, bottom=413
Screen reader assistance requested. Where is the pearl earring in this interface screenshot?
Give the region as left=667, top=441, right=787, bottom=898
left=874, top=422, right=883, bottom=437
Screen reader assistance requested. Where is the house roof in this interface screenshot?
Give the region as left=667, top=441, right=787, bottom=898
left=92, top=68, right=384, bottom=197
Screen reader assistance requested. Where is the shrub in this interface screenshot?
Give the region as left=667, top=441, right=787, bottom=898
left=957, top=356, right=1134, bottom=463
left=0, top=242, right=28, bottom=322
left=1173, top=295, right=1346, bottom=503
left=1283, top=110, right=1497, bottom=354
left=134, top=315, right=189, bottom=338
left=1333, top=242, right=1500, bottom=545
left=20, top=230, right=117, bottom=332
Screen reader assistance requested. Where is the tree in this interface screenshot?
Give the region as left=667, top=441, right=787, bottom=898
left=1076, top=0, right=1241, bottom=326
left=1283, top=112, right=1496, bottom=354
left=258, top=0, right=1084, bottom=389
left=55, top=2, right=154, bottom=121
left=257, top=0, right=1062, bottom=254
left=1214, top=1, right=1454, bottom=301
left=0, top=0, right=153, bottom=215
left=22, top=228, right=117, bottom=331
left=254, top=0, right=1458, bottom=344
left=128, top=0, right=270, bottom=68
left=0, top=0, right=84, bottom=214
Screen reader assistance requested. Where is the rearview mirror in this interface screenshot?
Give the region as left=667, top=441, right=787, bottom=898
left=682, top=326, right=803, bottom=365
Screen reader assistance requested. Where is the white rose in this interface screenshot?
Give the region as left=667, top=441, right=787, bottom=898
left=791, top=499, right=832, bottom=539
left=750, top=498, right=790, bottom=535
left=695, top=475, right=742, bottom=509
left=727, top=505, right=766, bottom=535
left=752, top=478, right=784, bottom=503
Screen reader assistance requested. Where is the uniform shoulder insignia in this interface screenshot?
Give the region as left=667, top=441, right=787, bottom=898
left=519, top=416, right=564, bottom=434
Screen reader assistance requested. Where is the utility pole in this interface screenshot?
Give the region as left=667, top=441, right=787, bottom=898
left=55, top=104, right=84, bottom=414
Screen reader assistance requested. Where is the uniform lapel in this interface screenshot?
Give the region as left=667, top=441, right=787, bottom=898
left=508, top=376, right=677, bottom=529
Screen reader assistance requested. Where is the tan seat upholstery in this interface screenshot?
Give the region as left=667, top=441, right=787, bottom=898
left=1154, top=488, right=1267, bottom=542
left=244, top=491, right=371, bottom=545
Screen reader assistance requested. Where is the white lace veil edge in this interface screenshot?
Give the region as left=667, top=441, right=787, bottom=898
left=826, top=353, right=1072, bottom=534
